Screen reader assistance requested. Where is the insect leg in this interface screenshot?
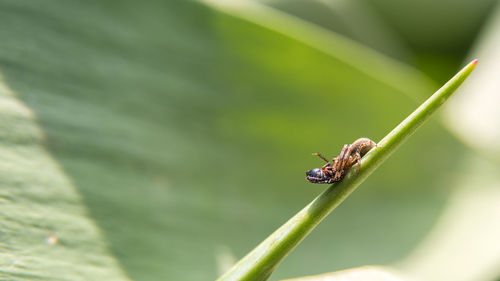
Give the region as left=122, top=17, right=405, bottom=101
left=333, top=145, right=349, bottom=181
left=353, top=152, right=361, bottom=176
left=312, top=153, right=331, bottom=165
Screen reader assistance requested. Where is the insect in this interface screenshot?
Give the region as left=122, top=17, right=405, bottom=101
left=306, top=138, right=377, bottom=184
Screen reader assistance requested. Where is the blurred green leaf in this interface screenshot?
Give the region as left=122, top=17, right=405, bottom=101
left=0, top=77, right=130, bottom=280
left=202, top=0, right=435, bottom=100
left=261, top=0, right=496, bottom=82
left=258, top=0, right=414, bottom=62
left=270, top=0, right=495, bottom=55
left=0, top=0, right=488, bottom=280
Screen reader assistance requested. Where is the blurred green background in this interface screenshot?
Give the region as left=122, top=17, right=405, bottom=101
left=0, top=0, right=499, bottom=280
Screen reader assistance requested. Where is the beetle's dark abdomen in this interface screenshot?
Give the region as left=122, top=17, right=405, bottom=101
left=306, top=168, right=322, bottom=178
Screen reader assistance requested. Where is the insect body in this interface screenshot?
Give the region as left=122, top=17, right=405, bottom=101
left=306, top=138, right=377, bottom=184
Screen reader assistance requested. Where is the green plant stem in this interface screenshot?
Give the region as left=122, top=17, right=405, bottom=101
left=217, top=60, right=478, bottom=281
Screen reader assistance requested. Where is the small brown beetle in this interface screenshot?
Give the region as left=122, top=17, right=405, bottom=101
left=306, top=138, right=377, bottom=184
